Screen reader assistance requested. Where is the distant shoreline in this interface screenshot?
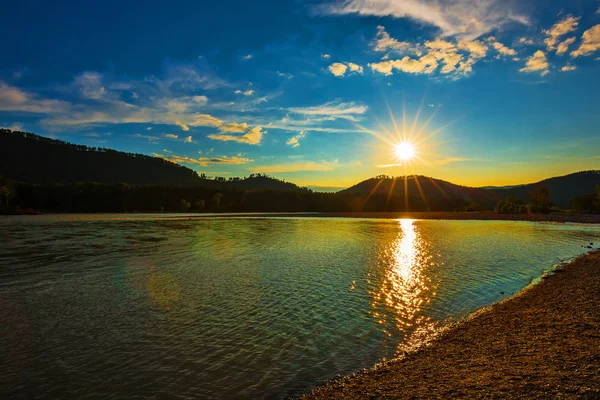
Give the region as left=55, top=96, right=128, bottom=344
left=3, top=211, right=600, bottom=224
left=303, top=250, right=600, bottom=398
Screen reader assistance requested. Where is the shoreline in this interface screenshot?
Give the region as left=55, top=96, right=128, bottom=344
left=303, top=250, right=600, bottom=399
left=3, top=211, right=600, bottom=224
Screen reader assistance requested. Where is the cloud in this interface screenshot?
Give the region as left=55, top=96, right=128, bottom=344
left=74, top=72, right=108, bottom=100
left=276, top=71, right=294, bottom=79
left=544, top=16, right=579, bottom=52
left=287, top=101, right=368, bottom=120
left=431, top=157, right=471, bottom=166
left=347, top=62, right=364, bottom=74
left=156, top=153, right=252, bottom=166
left=162, top=149, right=173, bottom=154
left=457, top=39, right=488, bottom=58
left=207, top=126, right=265, bottom=145
left=220, top=122, right=249, bottom=133
left=328, top=62, right=348, bottom=76
left=560, top=64, right=576, bottom=72
left=322, top=54, right=331, bottom=59
left=133, top=133, right=159, bottom=142
left=242, top=54, right=253, bottom=60
left=320, top=0, right=528, bottom=39
left=249, top=160, right=336, bottom=173
left=184, top=135, right=193, bottom=143
left=286, top=131, right=306, bottom=148
left=519, top=37, right=534, bottom=45
left=175, top=121, right=190, bottom=131
left=0, top=81, right=70, bottom=114
left=369, top=55, right=439, bottom=75
left=235, top=89, right=254, bottom=96
left=519, top=50, right=550, bottom=76
left=555, top=37, right=576, bottom=55
left=373, top=25, right=411, bottom=53
left=164, top=133, right=179, bottom=139
left=491, top=41, right=517, bottom=56
left=376, top=163, right=403, bottom=168
left=571, top=24, right=600, bottom=57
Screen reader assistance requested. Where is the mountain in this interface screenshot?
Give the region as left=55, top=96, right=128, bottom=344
left=340, top=175, right=501, bottom=210
left=492, top=171, right=600, bottom=208
left=0, top=129, right=305, bottom=192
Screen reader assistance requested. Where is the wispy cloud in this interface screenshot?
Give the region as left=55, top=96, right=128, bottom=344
left=250, top=160, right=337, bottom=173
left=319, top=0, right=528, bottom=39
left=164, top=133, right=179, bottom=139
left=0, top=81, right=70, bottom=114
left=287, top=101, right=368, bottom=120
left=207, top=126, right=265, bottom=145
left=155, top=153, right=252, bottom=166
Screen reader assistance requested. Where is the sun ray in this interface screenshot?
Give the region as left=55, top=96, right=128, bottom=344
left=413, top=175, right=430, bottom=211
left=362, top=177, right=386, bottom=210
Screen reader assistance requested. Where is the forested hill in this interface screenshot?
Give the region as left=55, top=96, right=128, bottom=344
left=493, top=171, right=600, bottom=209
left=0, top=129, right=202, bottom=185
left=0, top=129, right=303, bottom=191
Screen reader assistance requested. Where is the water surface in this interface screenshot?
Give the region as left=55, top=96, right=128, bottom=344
left=1, top=215, right=598, bottom=399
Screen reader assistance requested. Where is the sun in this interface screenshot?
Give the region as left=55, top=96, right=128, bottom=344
left=394, top=142, right=416, bottom=161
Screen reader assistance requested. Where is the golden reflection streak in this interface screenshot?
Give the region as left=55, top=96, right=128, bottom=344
left=371, top=219, right=434, bottom=333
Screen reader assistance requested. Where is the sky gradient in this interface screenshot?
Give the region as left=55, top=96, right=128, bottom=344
left=2, top=0, right=600, bottom=190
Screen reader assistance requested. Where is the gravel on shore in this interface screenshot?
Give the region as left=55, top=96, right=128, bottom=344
left=303, top=251, right=600, bottom=399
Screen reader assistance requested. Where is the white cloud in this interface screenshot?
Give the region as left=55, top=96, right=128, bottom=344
left=328, top=62, right=348, bottom=76
left=74, top=72, right=107, bottom=100
left=242, top=54, right=253, bottom=60
left=133, top=133, right=159, bottom=142
left=276, top=71, right=294, bottom=79
left=235, top=89, right=254, bottom=96
left=544, top=16, right=579, bottom=52
left=184, top=135, right=193, bottom=143
left=322, top=54, right=331, bottom=59
left=560, top=64, right=576, bottom=72
left=519, top=50, right=550, bottom=76
left=571, top=24, right=600, bottom=57
left=207, top=126, right=265, bottom=145
left=164, top=133, right=179, bottom=139
left=287, top=101, right=368, bottom=119
left=286, top=131, right=306, bottom=148
left=320, top=0, right=528, bottom=39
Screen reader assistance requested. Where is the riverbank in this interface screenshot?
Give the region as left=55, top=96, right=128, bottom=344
left=303, top=250, right=600, bottom=399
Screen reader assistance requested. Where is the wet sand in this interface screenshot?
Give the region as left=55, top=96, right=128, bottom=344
left=303, top=251, right=600, bottom=399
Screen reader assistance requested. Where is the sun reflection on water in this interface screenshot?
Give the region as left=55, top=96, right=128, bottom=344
left=371, top=219, right=438, bottom=346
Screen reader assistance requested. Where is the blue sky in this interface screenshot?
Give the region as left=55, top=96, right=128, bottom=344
left=2, top=0, right=600, bottom=189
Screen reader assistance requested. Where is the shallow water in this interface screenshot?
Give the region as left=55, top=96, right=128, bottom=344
left=1, top=215, right=598, bottom=399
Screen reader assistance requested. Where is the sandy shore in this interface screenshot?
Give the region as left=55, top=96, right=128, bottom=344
left=303, top=251, right=600, bottom=399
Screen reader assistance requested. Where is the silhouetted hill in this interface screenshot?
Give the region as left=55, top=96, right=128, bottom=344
left=340, top=175, right=501, bottom=210
left=0, top=129, right=203, bottom=185
left=492, top=171, right=600, bottom=208
left=0, top=129, right=306, bottom=191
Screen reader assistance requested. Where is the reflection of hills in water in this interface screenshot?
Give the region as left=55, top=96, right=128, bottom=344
left=1, top=216, right=599, bottom=399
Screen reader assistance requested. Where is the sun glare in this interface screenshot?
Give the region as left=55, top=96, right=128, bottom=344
left=394, top=142, right=416, bottom=161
